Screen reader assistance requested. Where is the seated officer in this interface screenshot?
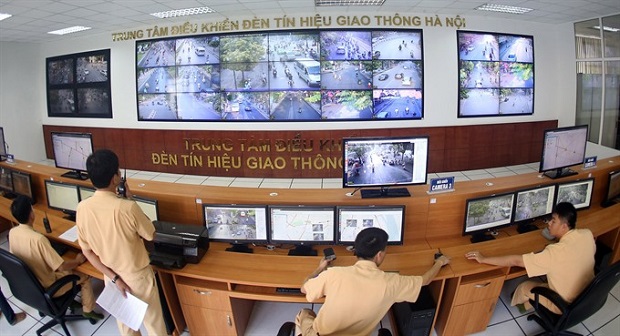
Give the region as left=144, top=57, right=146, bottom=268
left=9, top=195, right=103, bottom=320
left=296, top=227, right=450, bottom=335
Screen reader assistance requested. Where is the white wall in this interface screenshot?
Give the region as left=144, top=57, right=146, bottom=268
left=0, top=13, right=577, bottom=161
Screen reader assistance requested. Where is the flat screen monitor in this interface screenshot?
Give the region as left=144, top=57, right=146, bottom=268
left=78, top=185, right=96, bottom=201
left=0, top=167, right=13, bottom=194
left=51, top=132, right=94, bottom=180
left=513, top=184, right=555, bottom=233
left=0, top=127, right=7, bottom=158
left=539, top=125, right=588, bottom=179
left=203, top=204, right=269, bottom=253
left=10, top=170, right=34, bottom=203
left=555, top=178, right=594, bottom=210
left=269, top=205, right=336, bottom=256
left=45, top=180, right=80, bottom=220
left=463, top=192, right=515, bottom=243
left=337, top=205, right=405, bottom=245
left=342, top=136, right=429, bottom=198
left=602, top=170, right=620, bottom=207
left=134, top=195, right=159, bottom=222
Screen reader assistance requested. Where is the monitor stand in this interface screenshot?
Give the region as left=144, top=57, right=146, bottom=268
left=1, top=191, right=16, bottom=200
left=361, top=186, right=411, bottom=199
left=543, top=168, right=578, bottom=179
left=62, top=210, right=76, bottom=222
left=226, top=243, right=253, bottom=253
left=470, top=232, right=496, bottom=244
left=288, top=245, right=318, bottom=256
left=61, top=170, right=88, bottom=180
left=517, top=222, right=539, bottom=234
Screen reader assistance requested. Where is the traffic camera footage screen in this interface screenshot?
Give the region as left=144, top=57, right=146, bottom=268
left=457, top=31, right=534, bottom=117
left=135, top=29, right=424, bottom=121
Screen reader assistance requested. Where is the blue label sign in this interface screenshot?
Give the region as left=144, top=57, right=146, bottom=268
left=584, top=156, right=597, bottom=169
left=429, top=177, right=454, bottom=193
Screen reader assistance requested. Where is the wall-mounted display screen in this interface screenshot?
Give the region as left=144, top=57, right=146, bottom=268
left=136, top=29, right=424, bottom=121
left=457, top=31, right=534, bottom=117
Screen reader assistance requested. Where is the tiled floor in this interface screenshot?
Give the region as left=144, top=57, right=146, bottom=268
left=1, top=152, right=617, bottom=335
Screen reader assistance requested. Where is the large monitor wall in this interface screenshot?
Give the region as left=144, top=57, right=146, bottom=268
left=136, top=29, right=424, bottom=121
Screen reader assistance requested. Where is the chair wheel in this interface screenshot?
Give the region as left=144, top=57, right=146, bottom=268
left=89, top=318, right=97, bottom=325
left=38, top=311, right=45, bottom=317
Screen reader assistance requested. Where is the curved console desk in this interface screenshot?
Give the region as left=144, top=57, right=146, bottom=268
left=1, top=158, right=619, bottom=336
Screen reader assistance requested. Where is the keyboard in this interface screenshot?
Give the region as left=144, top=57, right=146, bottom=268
left=275, top=287, right=303, bottom=295
left=50, top=241, right=69, bottom=256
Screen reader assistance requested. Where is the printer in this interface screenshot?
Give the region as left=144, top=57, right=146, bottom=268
left=152, top=221, right=209, bottom=265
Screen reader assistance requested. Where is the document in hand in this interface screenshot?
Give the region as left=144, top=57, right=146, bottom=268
left=96, top=281, right=148, bottom=331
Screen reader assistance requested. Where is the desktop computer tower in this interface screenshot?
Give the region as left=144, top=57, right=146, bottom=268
left=392, top=286, right=436, bottom=336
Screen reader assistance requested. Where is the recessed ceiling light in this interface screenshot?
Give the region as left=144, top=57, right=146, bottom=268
left=475, top=3, right=533, bottom=14
left=150, top=6, right=215, bottom=19
left=593, top=25, right=620, bottom=33
left=48, top=26, right=92, bottom=35
left=0, top=13, right=12, bottom=21
left=315, top=0, right=385, bottom=6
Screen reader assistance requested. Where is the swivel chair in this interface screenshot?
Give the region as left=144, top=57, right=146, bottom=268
left=527, top=260, right=620, bottom=336
left=0, top=249, right=97, bottom=336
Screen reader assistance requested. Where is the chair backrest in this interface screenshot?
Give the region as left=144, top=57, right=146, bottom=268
left=564, top=261, right=620, bottom=327
left=0, top=249, right=53, bottom=316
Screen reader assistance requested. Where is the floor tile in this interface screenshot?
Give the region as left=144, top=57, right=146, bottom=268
left=488, top=299, right=514, bottom=326
left=491, top=171, right=518, bottom=178
left=290, top=182, right=322, bottom=189
left=0, top=300, right=41, bottom=336
left=610, top=277, right=620, bottom=301
left=262, top=178, right=293, bottom=183
left=467, top=173, right=495, bottom=181
left=437, top=171, right=465, bottom=178
left=471, top=319, right=525, bottom=336
left=582, top=294, right=620, bottom=332
left=200, top=179, right=233, bottom=187
left=322, top=181, right=343, bottom=189
left=174, top=176, right=207, bottom=185
left=454, top=175, right=471, bottom=182
left=485, top=167, right=511, bottom=173
left=150, top=175, right=181, bottom=183
left=592, top=314, right=620, bottom=336
left=259, top=181, right=292, bottom=189
left=230, top=180, right=262, bottom=188
left=244, top=301, right=311, bottom=335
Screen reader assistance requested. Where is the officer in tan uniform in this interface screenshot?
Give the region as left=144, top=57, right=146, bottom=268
left=76, top=149, right=166, bottom=335
left=466, top=202, right=595, bottom=313
left=9, top=195, right=103, bottom=320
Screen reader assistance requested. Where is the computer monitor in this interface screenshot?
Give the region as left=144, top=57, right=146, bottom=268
left=51, top=132, right=94, bottom=180
left=45, top=180, right=80, bottom=220
left=513, top=184, right=556, bottom=233
left=539, top=125, right=588, bottom=179
left=203, top=204, right=269, bottom=253
left=0, top=127, right=7, bottom=159
left=463, top=192, right=515, bottom=243
left=134, top=195, right=159, bottom=222
left=269, top=205, right=336, bottom=256
left=0, top=167, right=13, bottom=196
left=342, top=136, right=429, bottom=198
left=337, top=205, right=405, bottom=245
left=78, top=185, right=96, bottom=201
left=555, top=178, right=594, bottom=210
left=602, top=170, right=620, bottom=207
left=10, top=170, right=34, bottom=203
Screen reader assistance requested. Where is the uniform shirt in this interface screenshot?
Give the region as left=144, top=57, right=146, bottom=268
left=523, top=228, right=595, bottom=304
left=76, top=190, right=155, bottom=279
left=9, top=224, right=65, bottom=289
left=303, top=260, right=423, bottom=336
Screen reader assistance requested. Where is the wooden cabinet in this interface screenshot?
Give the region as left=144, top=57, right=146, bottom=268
left=435, top=269, right=506, bottom=336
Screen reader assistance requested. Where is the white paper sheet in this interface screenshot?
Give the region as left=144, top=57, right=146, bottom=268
left=96, top=281, right=148, bottom=331
left=58, top=225, right=79, bottom=242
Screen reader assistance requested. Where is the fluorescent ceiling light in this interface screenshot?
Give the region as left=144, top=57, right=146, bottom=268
left=150, top=6, right=215, bottom=18
left=48, top=26, right=92, bottom=35
left=315, top=0, right=385, bottom=6
left=0, top=13, right=12, bottom=21
left=593, top=25, right=620, bottom=33
left=475, top=3, right=533, bottom=14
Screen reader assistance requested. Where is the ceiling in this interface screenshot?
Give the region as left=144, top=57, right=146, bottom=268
left=0, top=0, right=619, bottom=43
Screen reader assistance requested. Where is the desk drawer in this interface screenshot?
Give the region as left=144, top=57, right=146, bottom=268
left=177, top=283, right=232, bottom=310
left=454, top=275, right=504, bottom=306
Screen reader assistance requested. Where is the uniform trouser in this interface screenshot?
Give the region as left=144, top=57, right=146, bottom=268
left=511, top=279, right=561, bottom=314
left=0, top=287, right=17, bottom=324
left=295, top=308, right=319, bottom=336
left=107, top=267, right=167, bottom=336
left=55, top=271, right=96, bottom=313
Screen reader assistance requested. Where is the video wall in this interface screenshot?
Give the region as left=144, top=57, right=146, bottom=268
left=457, top=31, right=534, bottom=117
left=135, top=29, right=423, bottom=121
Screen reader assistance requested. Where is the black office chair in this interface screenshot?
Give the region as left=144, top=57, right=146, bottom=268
left=277, top=321, right=392, bottom=336
left=527, top=261, right=620, bottom=336
left=0, top=249, right=97, bottom=336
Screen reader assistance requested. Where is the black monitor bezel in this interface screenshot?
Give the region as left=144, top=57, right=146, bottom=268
left=342, top=135, right=429, bottom=189
left=538, top=125, right=588, bottom=175
left=0, top=126, right=7, bottom=157
left=603, top=170, right=620, bottom=206
left=203, top=203, right=269, bottom=245
left=268, top=205, right=336, bottom=245
left=0, top=166, right=13, bottom=193
left=10, top=170, right=34, bottom=202
left=44, top=180, right=80, bottom=215
left=336, top=205, right=405, bottom=246
left=554, top=177, right=595, bottom=210
left=133, top=195, right=160, bottom=222
left=77, top=185, right=96, bottom=201
left=512, top=184, right=556, bottom=225
left=462, top=191, right=516, bottom=237
left=51, top=131, right=94, bottom=173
